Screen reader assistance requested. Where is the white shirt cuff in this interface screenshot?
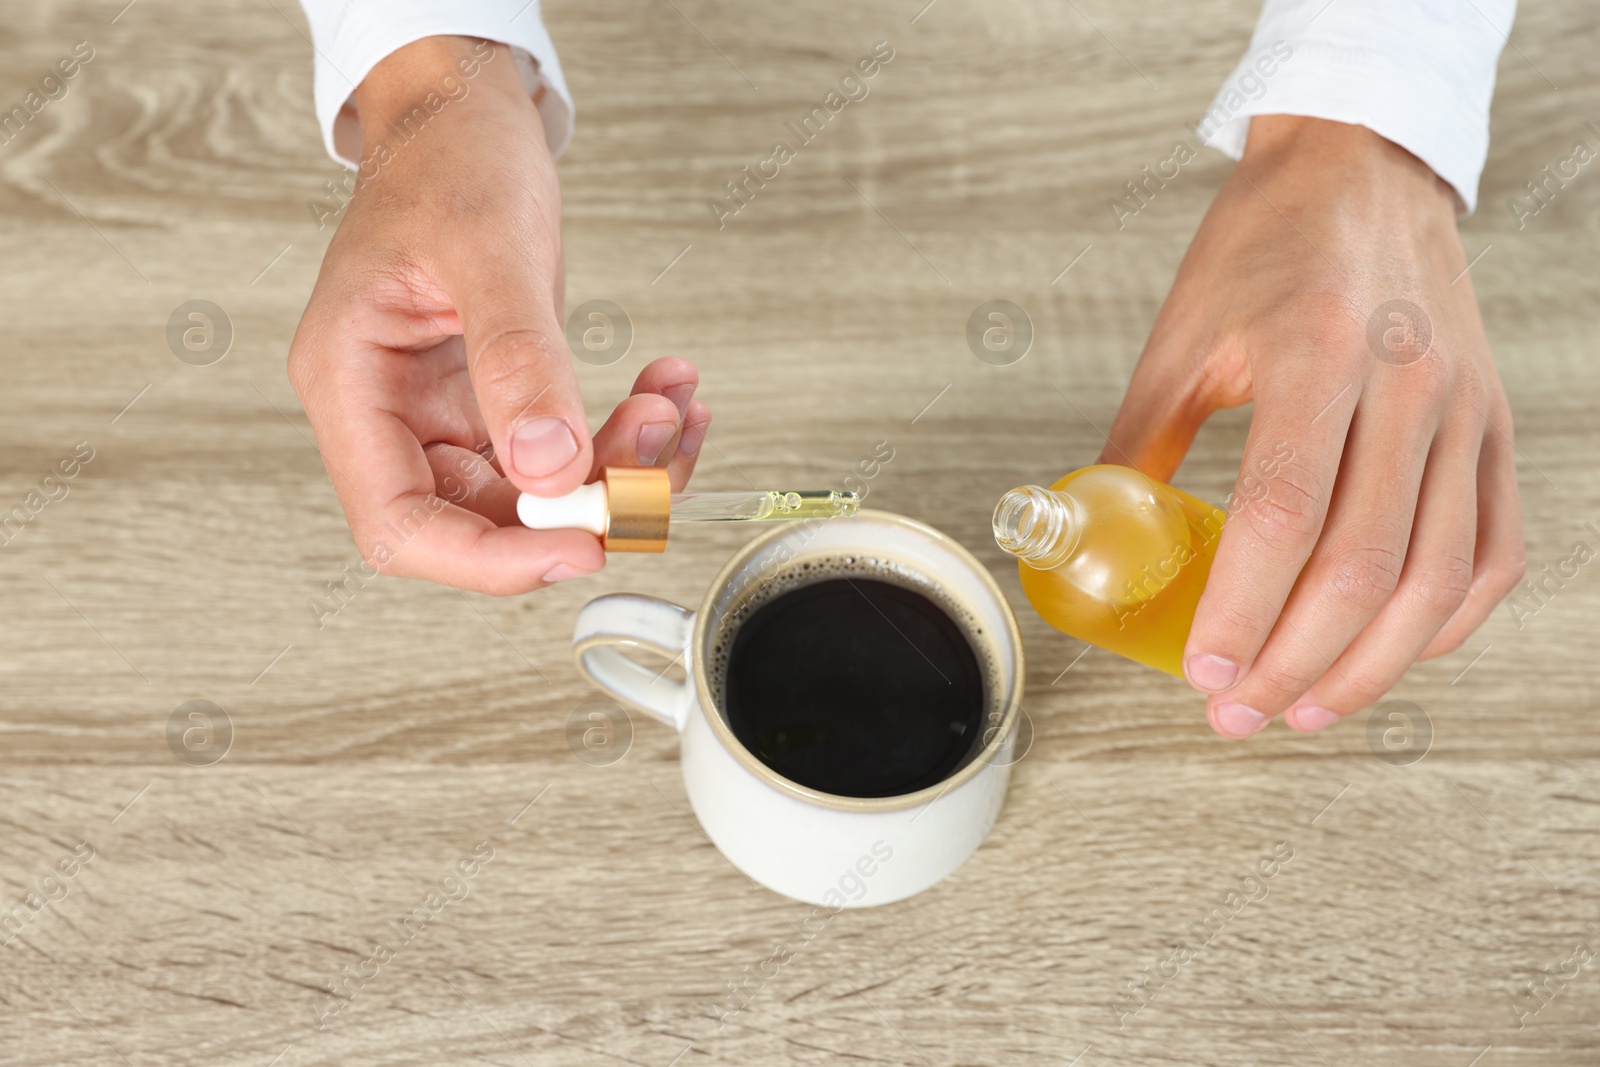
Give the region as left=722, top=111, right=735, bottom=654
left=1195, top=0, right=1516, bottom=215
left=297, top=0, right=574, bottom=167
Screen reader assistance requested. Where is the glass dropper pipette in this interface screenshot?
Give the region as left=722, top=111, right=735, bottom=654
left=516, top=467, right=859, bottom=552
left=666, top=488, right=858, bottom=523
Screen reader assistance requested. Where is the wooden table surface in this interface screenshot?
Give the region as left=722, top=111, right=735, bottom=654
left=3, top=1, right=1597, bottom=1064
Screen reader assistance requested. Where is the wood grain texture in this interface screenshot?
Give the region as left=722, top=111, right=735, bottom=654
left=1, top=1, right=1598, bottom=1064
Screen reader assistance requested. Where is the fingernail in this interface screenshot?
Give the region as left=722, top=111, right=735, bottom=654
left=1286, top=704, right=1341, bottom=733
left=542, top=563, right=595, bottom=583
left=1210, top=702, right=1268, bottom=739
left=662, top=384, right=696, bottom=415
left=679, top=416, right=710, bottom=459
left=1186, top=653, right=1240, bottom=692
left=636, top=420, right=678, bottom=465
left=511, top=417, right=579, bottom=479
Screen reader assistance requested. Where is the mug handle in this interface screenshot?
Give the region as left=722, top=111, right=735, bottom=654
left=572, top=594, right=696, bottom=732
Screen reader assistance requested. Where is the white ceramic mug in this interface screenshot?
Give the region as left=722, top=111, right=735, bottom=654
left=571, top=510, right=1025, bottom=907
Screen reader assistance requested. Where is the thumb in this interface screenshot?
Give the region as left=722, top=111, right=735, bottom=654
left=1097, top=317, right=1231, bottom=482
left=451, top=255, right=591, bottom=498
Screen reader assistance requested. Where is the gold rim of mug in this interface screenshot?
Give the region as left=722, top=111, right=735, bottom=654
left=690, top=508, right=1025, bottom=813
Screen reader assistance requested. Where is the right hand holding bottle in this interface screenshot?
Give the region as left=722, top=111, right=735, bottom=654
left=1099, top=116, right=1526, bottom=739
left=288, top=37, right=711, bottom=595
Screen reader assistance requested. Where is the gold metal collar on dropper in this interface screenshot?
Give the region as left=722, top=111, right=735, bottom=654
left=598, top=466, right=671, bottom=553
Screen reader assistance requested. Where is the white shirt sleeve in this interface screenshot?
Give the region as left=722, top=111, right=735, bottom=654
left=295, top=0, right=574, bottom=167
left=1196, top=0, right=1516, bottom=214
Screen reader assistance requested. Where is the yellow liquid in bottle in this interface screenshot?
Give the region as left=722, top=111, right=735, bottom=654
left=1006, top=466, right=1227, bottom=676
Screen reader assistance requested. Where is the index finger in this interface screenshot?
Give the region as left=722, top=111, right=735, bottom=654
left=1182, top=355, right=1362, bottom=692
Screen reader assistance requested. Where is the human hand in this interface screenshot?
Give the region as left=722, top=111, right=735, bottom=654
left=1099, top=116, right=1525, bottom=738
left=288, top=37, right=711, bottom=594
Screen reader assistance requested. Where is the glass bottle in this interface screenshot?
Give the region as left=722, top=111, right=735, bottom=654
left=993, top=465, right=1227, bottom=676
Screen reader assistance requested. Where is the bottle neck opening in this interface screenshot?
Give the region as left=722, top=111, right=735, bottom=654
left=993, top=485, right=1081, bottom=570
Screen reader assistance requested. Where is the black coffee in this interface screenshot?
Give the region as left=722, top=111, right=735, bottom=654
left=718, top=569, right=989, bottom=798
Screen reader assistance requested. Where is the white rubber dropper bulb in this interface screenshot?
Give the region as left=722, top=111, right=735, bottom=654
left=516, top=482, right=608, bottom=536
